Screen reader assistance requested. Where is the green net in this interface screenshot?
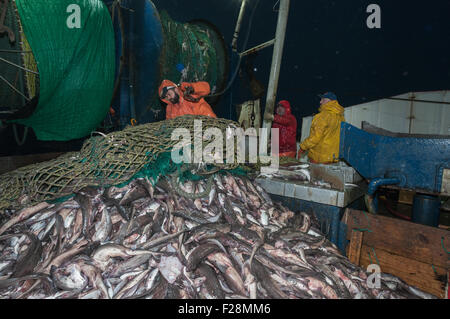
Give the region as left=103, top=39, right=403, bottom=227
left=9, top=0, right=115, bottom=141
left=159, top=10, right=218, bottom=86
left=0, top=115, right=242, bottom=210
left=143, top=10, right=227, bottom=117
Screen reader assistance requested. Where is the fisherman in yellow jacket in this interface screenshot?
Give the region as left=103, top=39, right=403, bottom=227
left=297, top=92, right=345, bottom=164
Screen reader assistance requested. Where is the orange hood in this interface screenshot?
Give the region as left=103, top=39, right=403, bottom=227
left=158, top=79, right=178, bottom=104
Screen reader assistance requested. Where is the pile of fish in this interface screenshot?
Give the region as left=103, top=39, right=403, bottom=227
left=0, top=173, right=437, bottom=299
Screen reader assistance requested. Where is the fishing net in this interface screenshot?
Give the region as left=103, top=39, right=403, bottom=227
left=9, top=0, right=115, bottom=141
left=17, top=10, right=38, bottom=100
left=104, top=3, right=230, bottom=126
left=157, top=11, right=228, bottom=106
left=160, top=10, right=216, bottom=85
left=0, top=115, right=244, bottom=210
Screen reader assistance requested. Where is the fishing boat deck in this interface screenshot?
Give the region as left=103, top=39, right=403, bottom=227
left=256, top=162, right=365, bottom=207
left=256, top=176, right=365, bottom=207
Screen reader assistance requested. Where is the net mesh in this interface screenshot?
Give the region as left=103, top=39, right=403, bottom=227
left=158, top=10, right=221, bottom=91
left=11, top=0, right=115, bottom=141
left=17, top=7, right=38, bottom=100
left=0, top=115, right=242, bottom=210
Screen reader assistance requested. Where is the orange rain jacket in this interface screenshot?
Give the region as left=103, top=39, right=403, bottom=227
left=158, top=80, right=217, bottom=120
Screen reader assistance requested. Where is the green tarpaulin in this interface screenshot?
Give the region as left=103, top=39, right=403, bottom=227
left=12, top=0, right=115, bottom=141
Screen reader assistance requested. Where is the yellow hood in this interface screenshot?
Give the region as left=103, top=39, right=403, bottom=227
left=319, top=100, right=344, bottom=115
left=300, top=99, right=345, bottom=163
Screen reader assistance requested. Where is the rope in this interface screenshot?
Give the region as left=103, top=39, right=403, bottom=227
left=367, top=250, right=374, bottom=265
left=0, top=49, right=32, bottom=53
left=371, top=247, right=380, bottom=265
left=0, top=56, right=39, bottom=74
left=272, top=0, right=280, bottom=12
left=442, top=236, right=450, bottom=255
left=89, top=134, right=106, bottom=187
left=0, top=74, right=30, bottom=101
left=12, top=124, right=28, bottom=146
left=352, top=214, right=372, bottom=233
left=431, top=264, right=438, bottom=276
left=351, top=210, right=379, bottom=269
left=16, top=3, right=38, bottom=99
left=367, top=247, right=379, bottom=266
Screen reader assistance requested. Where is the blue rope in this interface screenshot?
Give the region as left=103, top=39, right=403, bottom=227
left=442, top=236, right=450, bottom=254
left=431, top=264, right=438, bottom=276
left=367, top=250, right=374, bottom=265
left=371, top=247, right=380, bottom=265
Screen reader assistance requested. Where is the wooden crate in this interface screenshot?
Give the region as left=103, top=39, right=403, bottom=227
left=343, top=208, right=450, bottom=299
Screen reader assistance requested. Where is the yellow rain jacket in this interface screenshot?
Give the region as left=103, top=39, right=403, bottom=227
left=300, top=100, right=345, bottom=163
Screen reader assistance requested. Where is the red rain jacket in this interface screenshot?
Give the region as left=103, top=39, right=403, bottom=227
left=272, top=100, right=297, bottom=153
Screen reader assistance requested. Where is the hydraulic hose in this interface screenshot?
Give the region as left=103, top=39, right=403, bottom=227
left=197, top=0, right=261, bottom=100
left=365, top=177, right=401, bottom=214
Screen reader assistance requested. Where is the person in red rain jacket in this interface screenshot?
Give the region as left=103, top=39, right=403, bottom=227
left=271, top=100, right=297, bottom=158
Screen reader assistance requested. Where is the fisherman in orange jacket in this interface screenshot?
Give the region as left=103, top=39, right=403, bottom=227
left=158, top=79, right=217, bottom=120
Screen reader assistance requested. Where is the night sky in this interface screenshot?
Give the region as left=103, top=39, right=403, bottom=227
left=152, top=0, right=450, bottom=130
